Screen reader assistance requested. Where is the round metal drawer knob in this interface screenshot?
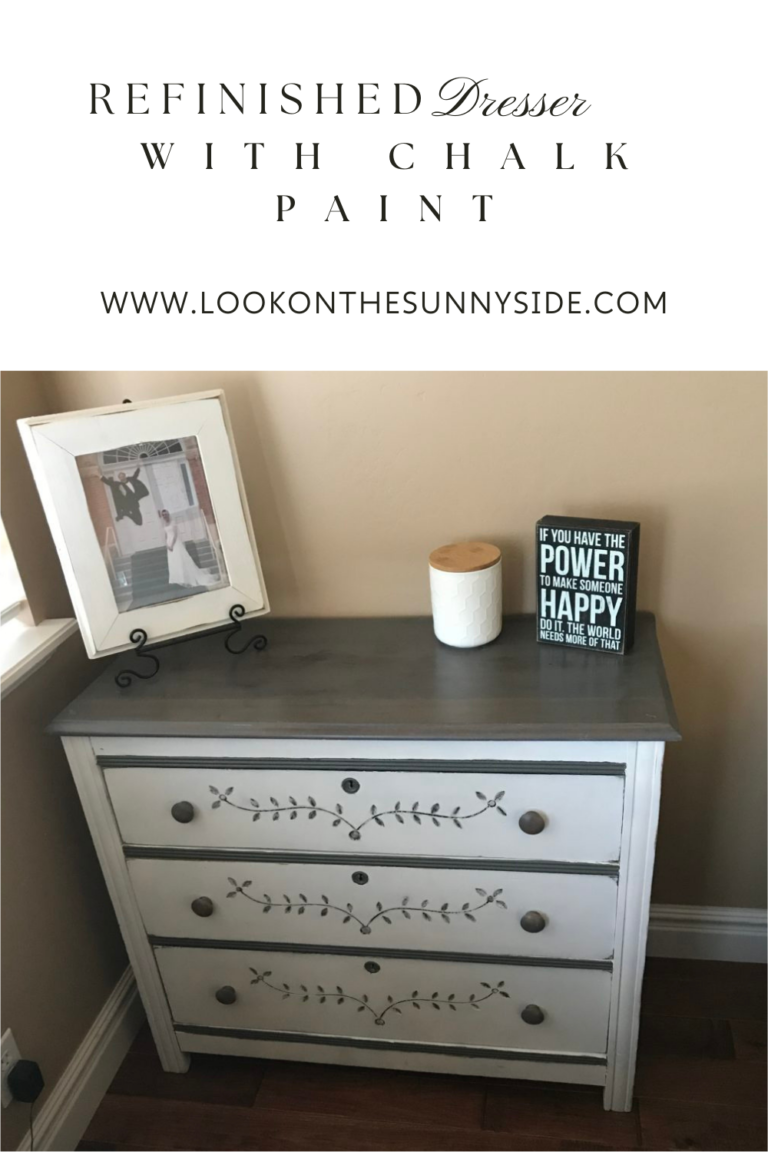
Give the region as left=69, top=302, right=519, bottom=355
left=520, top=910, right=547, bottom=934
left=364, top=961, right=381, bottom=974
left=518, top=810, right=546, bottom=835
left=215, top=985, right=237, bottom=1005
left=342, top=778, right=360, bottom=794
left=521, top=1004, right=545, bottom=1026
left=352, top=871, right=369, bottom=886
left=191, top=897, right=214, bottom=918
left=171, top=801, right=195, bottom=824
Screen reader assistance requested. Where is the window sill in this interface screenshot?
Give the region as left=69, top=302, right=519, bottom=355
left=1, top=617, right=79, bottom=699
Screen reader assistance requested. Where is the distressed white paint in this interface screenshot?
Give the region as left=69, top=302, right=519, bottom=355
left=155, top=945, right=612, bottom=1056
left=128, top=857, right=619, bottom=960
left=61, top=737, right=189, bottom=1073
left=61, top=733, right=667, bottom=1109
left=602, top=742, right=663, bottom=1111
left=93, top=735, right=636, bottom=764
left=105, top=766, right=625, bottom=862
left=178, top=1029, right=608, bottom=1086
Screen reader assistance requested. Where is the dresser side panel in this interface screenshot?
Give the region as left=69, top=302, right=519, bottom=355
left=61, top=736, right=189, bottom=1074
left=603, top=741, right=664, bottom=1111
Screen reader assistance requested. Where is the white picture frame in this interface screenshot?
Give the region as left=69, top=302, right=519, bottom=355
left=18, top=390, right=269, bottom=658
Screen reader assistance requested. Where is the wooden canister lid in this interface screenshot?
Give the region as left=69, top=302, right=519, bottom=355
left=429, top=542, right=501, bottom=573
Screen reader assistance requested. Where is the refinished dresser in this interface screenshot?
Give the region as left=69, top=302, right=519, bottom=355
left=50, top=614, right=680, bottom=1111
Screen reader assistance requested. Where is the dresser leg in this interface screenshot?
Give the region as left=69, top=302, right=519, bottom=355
left=603, top=1080, right=633, bottom=1112
left=155, top=1041, right=191, bottom=1074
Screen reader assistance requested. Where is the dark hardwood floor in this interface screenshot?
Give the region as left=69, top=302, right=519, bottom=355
left=78, top=959, right=766, bottom=1152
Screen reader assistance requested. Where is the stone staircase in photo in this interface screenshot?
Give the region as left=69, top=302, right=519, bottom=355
left=111, top=540, right=222, bottom=611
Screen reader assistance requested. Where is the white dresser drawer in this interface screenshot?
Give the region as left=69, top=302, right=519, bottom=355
left=105, top=762, right=624, bottom=862
left=129, top=856, right=618, bottom=961
left=156, top=945, right=612, bottom=1058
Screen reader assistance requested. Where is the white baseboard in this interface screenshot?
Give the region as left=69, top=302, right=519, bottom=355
left=17, top=967, right=144, bottom=1152
left=648, top=903, right=767, bottom=963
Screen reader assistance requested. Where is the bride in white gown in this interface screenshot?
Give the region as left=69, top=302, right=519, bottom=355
left=161, top=509, right=219, bottom=590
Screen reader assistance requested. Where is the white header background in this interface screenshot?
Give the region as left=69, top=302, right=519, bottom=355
left=2, top=0, right=765, bottom=369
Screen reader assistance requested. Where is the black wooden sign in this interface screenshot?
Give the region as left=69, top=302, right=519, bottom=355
left=536, top=516, right=640, bottom=654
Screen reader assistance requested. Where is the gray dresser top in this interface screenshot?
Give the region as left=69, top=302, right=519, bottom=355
left=49, top=613, right=680, bottom=742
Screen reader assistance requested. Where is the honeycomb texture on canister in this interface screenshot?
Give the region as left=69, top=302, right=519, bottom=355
left=428, top=542, right=502, bottom=648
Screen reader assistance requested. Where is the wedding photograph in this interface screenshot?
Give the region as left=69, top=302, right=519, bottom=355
left=75, top=436, right=228, bottom=612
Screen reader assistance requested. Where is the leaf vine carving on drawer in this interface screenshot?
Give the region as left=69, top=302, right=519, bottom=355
left=226, top=880, right=507, bottom=935
left=247, top=968, right=510, bottom=1026
left=209, top=787, right=507, bottom=841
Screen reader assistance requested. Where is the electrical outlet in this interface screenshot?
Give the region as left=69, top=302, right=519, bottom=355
left=1, top=1030, right=21, bottom=1108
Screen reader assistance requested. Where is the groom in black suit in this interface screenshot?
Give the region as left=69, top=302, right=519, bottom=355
left=101, top=467, right=150, bottom=525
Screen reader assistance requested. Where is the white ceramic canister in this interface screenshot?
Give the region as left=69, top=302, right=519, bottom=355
left=428, top=542, right=503, bottom=648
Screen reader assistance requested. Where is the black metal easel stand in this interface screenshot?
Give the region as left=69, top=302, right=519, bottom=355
left=114, top=604, right=267, bottom=688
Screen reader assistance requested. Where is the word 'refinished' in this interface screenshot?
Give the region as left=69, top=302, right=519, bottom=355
left=90, top=80, right=593, bottom=119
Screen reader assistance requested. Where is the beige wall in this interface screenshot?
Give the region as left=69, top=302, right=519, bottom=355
left=2, top=375, right=126, bottom=1149
left=0, top=635, right=126, bottom=1151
